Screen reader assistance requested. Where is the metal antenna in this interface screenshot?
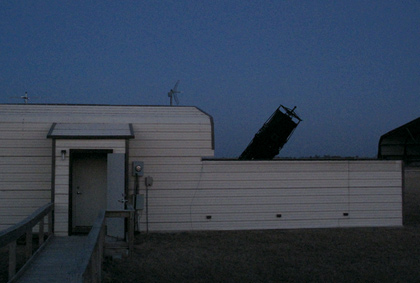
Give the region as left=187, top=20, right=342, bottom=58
left=168, top=80, right=182, bottom=106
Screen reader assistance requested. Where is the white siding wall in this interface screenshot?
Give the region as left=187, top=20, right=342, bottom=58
left=141, top=160, right=402, bottom=231
left=0, top=104, right=403, bottom=234
left=0, top=122, right=52, bottom=231
left=128, top=120, right=214, bottom=232
left=0, top=104, right=214, bottom=233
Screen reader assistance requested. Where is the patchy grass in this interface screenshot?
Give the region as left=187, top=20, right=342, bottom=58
left=103, top=226, right=420, bottom=283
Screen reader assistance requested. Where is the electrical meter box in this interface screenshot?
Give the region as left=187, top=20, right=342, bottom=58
left=145, top=176, right=153, bottom=187
left=135, top=194, right=145, bottom=210
left=132, top=161, right=144, bottom=176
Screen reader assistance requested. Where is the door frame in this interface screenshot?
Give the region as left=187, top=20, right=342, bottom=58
left=68, top=149, right=113, bottom=235
left=51, top=138, right=131, bottom=236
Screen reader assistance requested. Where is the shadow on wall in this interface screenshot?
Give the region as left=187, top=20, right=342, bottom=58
left=404, top=166, right=420, bottom=226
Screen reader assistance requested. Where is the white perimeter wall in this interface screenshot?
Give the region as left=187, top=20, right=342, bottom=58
left=142, top=159, right=403, bottom=231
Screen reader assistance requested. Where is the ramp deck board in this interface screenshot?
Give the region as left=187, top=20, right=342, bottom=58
left=17, top=236, right=87, bottom=282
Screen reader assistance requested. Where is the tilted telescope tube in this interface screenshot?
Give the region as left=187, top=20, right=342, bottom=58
left=239, top=105, right=302, bottom=160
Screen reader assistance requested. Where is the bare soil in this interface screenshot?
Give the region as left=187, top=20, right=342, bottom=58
left=102, top=168, right=420, bottom=283
left=103, top=228, right=420, bottom=283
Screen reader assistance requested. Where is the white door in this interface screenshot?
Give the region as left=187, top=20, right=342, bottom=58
left=71, top=152, right=107, bottom=233
left=107, top=153, right=126, bottom=239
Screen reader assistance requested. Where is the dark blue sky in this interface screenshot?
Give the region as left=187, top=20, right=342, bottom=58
left=1, top=1, right=419, bottom=158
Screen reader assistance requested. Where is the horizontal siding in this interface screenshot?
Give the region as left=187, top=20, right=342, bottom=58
left=148, top=202, right=402, bottom=215
left=149, top=195, right=350, bottom=207
left=131, top=140, right=211, bottom=149
left=133, top=131, right=211, bottom=141
left=0, top=131, right=50, bottom=140
left=129, top=156, right=203, bottom=166
left=141, top=210, right=402, bottom=224
left=0, top=121, right=52, bottom=231
left=130, top=122, right=213, bottom=157
left=140, top=160, right=402, bottom=232
left=147, top=187, right=350, bottom=198
left=0, top=105, right=212, bottom=125
left=142, top=217, right=403, bottom=232
left=202, top=160, right=350, bottom=172
left=146, top=179, right=349, bottom=189
left=0, top=199, right=51, bottom=207
left=0, top=191, right=50, bottom=199
left=56, top=139, right=126, bottom=150
left=0, top=164, right=50, bottom=174
left=130, top=148, right=213, bottom=157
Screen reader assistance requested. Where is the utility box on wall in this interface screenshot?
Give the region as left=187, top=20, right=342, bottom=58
left=135, top=194, right=144, bottom=210
left=132, top=161, right=144, bottom=176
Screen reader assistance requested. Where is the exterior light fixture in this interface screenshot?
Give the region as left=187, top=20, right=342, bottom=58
left=61, top=150, right=67, bottom=160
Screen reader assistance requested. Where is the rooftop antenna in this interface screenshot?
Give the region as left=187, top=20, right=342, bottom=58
left=168, top=80, right=182, bottom=106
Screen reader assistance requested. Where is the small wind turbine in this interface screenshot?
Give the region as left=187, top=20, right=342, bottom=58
left=10, top=92, right=33, bottom=104
left=168, top=80, right=182, bottom=106
left=21, top=92, right=29, bottom=104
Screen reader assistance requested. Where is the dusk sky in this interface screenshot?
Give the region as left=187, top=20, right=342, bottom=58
left=1, top=1, right=419, bottom=158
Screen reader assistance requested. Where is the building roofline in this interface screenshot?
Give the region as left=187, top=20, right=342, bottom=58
left=0, top=102, right=199, bottom=108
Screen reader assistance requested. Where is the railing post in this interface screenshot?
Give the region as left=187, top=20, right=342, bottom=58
left=97, top=224, right=105, bottom=282
left=91, top=247, right=97, bottom=282
left=39, top=217, right=45, bottom=246
left=48, top=210, right=53, bottom=236
left=80, top=210, right=106, bottom=282
left=25, top=228, right=33, bottom=261
left=8, top=241, right=17, bottom=281
left=0, top=202, right=54, bottom=282
left=96, top=241, right=101, bottom=282
left=128, top=210, right=134, bottom=258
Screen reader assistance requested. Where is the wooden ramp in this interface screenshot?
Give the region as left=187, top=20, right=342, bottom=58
left=17, top=236, right=87, bottom=282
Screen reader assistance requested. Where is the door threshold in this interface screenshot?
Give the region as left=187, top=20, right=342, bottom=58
left=72, top=226, right=92, bottom=235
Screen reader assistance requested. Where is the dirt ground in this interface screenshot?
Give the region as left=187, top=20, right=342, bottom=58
left=103, top=167, right=420, bottom=283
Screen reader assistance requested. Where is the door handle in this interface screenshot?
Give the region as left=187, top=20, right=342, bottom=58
left=77, top=191, right=82, bottom=195
left=76, top=186, right=82, bottom=195
left=118, top=193, right=128, bottom=204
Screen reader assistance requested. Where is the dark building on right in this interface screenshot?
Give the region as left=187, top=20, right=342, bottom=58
left=378, top=117, right=420, bottom=163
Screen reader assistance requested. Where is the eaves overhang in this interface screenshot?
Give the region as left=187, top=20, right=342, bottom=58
left=47, top=123, right=135, bottom=139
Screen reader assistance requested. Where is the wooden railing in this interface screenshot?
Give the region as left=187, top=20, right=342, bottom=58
left=75, top=210, right=106, bottom=283
left=0, top=202, right=54, bottom=282
left=104, top=210, right=135, bottom=258
left=75, top=209, right=135, bottom=282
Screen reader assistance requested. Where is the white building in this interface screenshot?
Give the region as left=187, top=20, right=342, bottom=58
left=0, top=104, right=403, bottom=236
